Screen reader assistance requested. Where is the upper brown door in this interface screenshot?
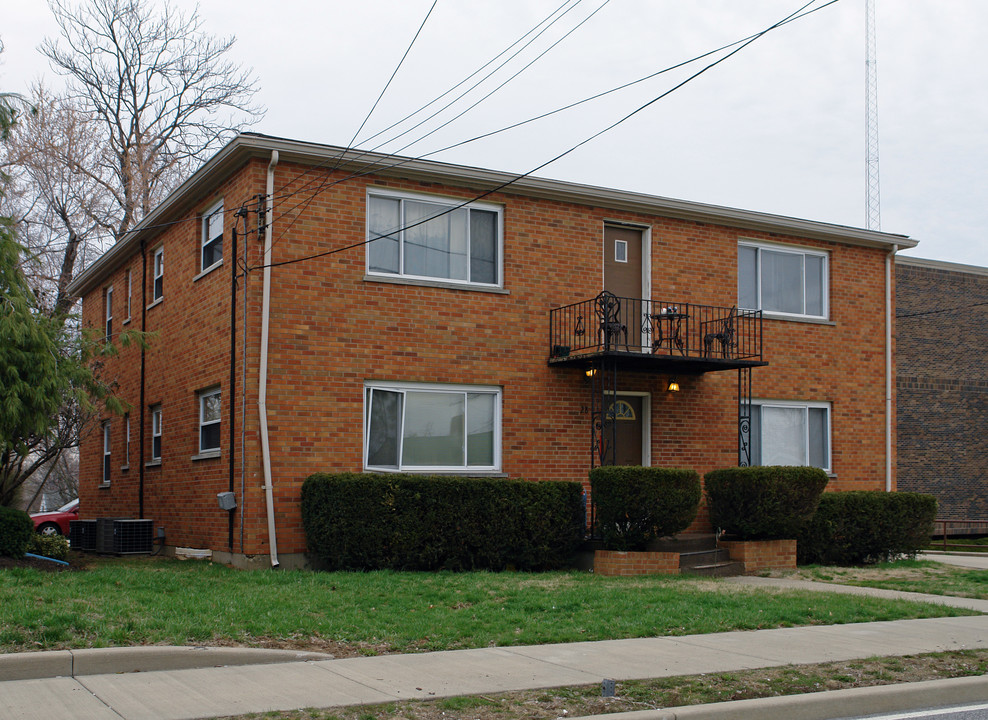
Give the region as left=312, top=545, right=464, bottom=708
left=604, top=225, right=644, bottom=350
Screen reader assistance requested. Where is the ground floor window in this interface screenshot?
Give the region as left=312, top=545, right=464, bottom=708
left=364, top=382, right=500, bottom=472
left=102, top=421, right=111, bottom=484
left=151, top=405, right=162, bottom=460
left=749, top=400, right=830, bottom=471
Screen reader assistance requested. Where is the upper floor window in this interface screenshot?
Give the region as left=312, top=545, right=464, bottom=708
left=199, top=387, right=221, bottom=454
left=151, top=404, right=162, bottom=460
left=125, top=269, right=132, bottom=322
left=102, top=421, right=111, bottom=485
left=201, top=201, right=223, bottom=272
left=104, top=285, right=113, bottom=341
left=749, top=400, right=831, bottom=472
left=152, top=247, right=164, bottom=302
left=367, top=190, right=502, bottom=287
left=738, top=242, right=828, bottom=319
left=364, top=382, right=501, bottom=472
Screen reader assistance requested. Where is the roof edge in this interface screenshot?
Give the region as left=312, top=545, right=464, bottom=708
left=896, top=254, right=988, bottom=277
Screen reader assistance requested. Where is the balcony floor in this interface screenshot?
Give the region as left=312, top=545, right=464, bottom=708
left=548, top=349, right=768, bottom=374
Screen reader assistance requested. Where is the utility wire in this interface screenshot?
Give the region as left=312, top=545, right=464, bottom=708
left=342, top=0, right=439, bottom=162
left=263, top=0, right=836, bottom=239
left=897, top=301, right=988, bottom=319
left=253, top=0, right=831, bottom=273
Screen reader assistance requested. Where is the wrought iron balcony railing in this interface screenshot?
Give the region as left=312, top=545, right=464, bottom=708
left=549, top=292, right=762, bottom=365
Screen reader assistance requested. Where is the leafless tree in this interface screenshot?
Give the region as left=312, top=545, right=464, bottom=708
left=39, top=0, right=264, bottom=242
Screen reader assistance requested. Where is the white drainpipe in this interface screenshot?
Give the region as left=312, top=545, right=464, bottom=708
left=885, top=243, right=898, bottom=492
left=260, top=150, right=280, bottom=566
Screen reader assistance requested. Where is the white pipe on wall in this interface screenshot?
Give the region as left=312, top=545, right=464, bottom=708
left=886, top=243, right=898, bottom=492
left=260, top=150, right=280, bottom=567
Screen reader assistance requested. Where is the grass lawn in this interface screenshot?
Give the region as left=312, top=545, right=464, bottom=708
left=0, top=554, right=976, bottom=655
left=790, top=559, right=988, bottom=600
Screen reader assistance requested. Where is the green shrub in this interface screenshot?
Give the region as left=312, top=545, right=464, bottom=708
left=704, top=466, right=829, bottom=540
left=590, top=466, right=701, bottom=550
left=28, top=533, right=70, bottom=561
left=301, top=473, right=584, bottom=571
left=797, top=491, right=937, bottom=565
left=0, top=506, right=34, bottom=558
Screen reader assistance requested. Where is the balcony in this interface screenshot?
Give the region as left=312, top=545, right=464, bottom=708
left=549, top=292, right=766, bottom=374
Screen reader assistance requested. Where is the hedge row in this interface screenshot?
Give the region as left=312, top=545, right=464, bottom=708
left=797, top=491, right=937, bottom=565
left=301, top=473, right=584, bottom=571
left=0, top=506, right=33, bottom=558
left=590, top=466, right=700, bottom=550
left=704, top=466, right=829, bottom=540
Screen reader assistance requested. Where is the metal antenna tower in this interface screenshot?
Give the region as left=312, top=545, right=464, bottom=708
left=865, top=0, right=881, bottom=230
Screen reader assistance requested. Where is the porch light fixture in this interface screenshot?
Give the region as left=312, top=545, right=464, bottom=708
left=667, top=378, right=680, bottom=393
left=585, top=368, right=597, bottom=379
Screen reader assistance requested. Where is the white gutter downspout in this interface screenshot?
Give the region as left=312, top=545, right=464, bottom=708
left=260, top=150, right=280, bottom=566
left=885, top=243, right=898, bottom=492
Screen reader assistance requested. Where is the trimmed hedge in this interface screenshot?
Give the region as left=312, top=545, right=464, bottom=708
left=301, top=473, right=584, bottom=571
left=704, top=466, right=829, bottom=540
left=797, top=491, right=937, bottom=565
left=590, top=466, right=701, bottom=550
left=0, top=506, right=34, bottom=558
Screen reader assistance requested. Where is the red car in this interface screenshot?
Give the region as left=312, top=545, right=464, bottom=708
left=31, top=499, right=79, bottom=536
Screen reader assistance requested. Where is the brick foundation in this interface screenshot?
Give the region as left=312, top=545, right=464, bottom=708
left=720, top=538, right=796, bottom=573
left=593, top=550, right=680, bottom=576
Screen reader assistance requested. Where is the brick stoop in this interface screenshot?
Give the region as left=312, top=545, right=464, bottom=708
left=592, top=534, right=745, bottom=577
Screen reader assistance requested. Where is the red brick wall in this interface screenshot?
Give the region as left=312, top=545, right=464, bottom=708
left=594, top=550, right=680, bottom=576
left=79, top=158, right=896, bottom=559
left=720, top=538, right=797, bottom=573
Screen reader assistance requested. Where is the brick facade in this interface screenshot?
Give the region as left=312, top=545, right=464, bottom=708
left=593, top=551, right=679, bottom=576
left=896, top=257, right=988, bottom=520
left=720, top=538, right=797, bottom=573
left=69, top=135, right=911, bottom=567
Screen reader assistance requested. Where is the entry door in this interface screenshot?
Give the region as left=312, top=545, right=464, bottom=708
left=604, top=226, right=645, bottom=349
left=602, top=394, right=645, bottom=466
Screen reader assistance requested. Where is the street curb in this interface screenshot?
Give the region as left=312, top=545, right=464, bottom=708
left=568, top=674, right=988, bottom=720
left=0, top=646, right=333, bottom=682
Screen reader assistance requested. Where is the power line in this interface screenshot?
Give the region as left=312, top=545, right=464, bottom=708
left=262, top=0, right=837, bottom=253
left=252, top=0, right=834, bottom=273
left=897, top=301, right=988, bottom=319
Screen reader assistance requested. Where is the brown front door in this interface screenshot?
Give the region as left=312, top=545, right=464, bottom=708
left=604, top=226, right=644, bottom=350
left=602, top=394, right=644, bottom=466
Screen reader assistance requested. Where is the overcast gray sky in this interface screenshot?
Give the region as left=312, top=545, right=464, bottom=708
left=3, top=0, right=986, bottom=266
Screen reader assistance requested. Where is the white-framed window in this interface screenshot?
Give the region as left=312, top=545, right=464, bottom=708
left=367, top=189, right=502, bottom=287
left=152, top=247, right=164, bottom=301
left=738, top=241, right=828, bottom=319
left=102, top=421, right=111, bottom=485
left=125, top=269, right=132, bottom=322
left=364, top=382, right=501, bottom=472
left=201, top=201, right=223, bottom=272
left=123, top=413, right=130, bottom=468
left=151, top=405, right=162, bottom=460
left=104, top=285, right=113, bottom=341
left=198, top=387, right=222, bottom=453
left=614, top=239, right=628, bottom=263
left=749, top=400, right=831, bottom=472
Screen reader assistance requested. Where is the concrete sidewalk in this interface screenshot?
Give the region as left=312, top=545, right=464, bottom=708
left=4, top=556, right=988, bottom=720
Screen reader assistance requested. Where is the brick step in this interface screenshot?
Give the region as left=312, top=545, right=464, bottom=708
left=681, top=561, right=745, bottom=578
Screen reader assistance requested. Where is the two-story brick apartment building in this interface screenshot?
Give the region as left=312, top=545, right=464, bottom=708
left=68, top=133, right=915, bottom=568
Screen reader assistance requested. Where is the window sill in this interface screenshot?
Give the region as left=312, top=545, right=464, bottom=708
left=98, top=483, right=111, bottom=490
left=193, top=260, right=223, bottom=282
left=758, top=312, right=835, bottom=326
left=120, top=465, right=130, bottom=472
left=365, top=468, right=506, bottom=477
left=145, top=459, right=162, bottom=468
left=191, top=451, right=221, bottom=461
left=146, top=297, right=163, bottom=311
left=122, top=318, right=131, bottom=326
left=364, top=274, right=509, bottom=295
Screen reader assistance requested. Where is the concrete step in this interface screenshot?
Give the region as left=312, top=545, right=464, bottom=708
left=679, top=548, right=732, bottom=569
left=647, top=533, right=719, bottom=554
left=681, top=560, right=745, bottom=578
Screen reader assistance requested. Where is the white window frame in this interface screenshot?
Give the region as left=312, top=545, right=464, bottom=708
left=124, top=269, right=132, bottom=323
left=151, top=405, right=162, bottom=461
left=738, top=241, right=829, bottom=320
left=123, top=413, right=130, bottom=469
left=104, top=285, right=113, bottom=341
left=363, top=381, right=502, bottom=473
left=366, top=188, right=504, bottom=289
left=201, top=200, right=223, bottom=273
left=102, top=420, right=111, bottom=485
left=614, top=239, right=628, bottom=263
left=198, top=387, right=222, bottom=454
left=749, top=399, right=831, bottom=472
left=152, top=247, right=164, bottom=302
